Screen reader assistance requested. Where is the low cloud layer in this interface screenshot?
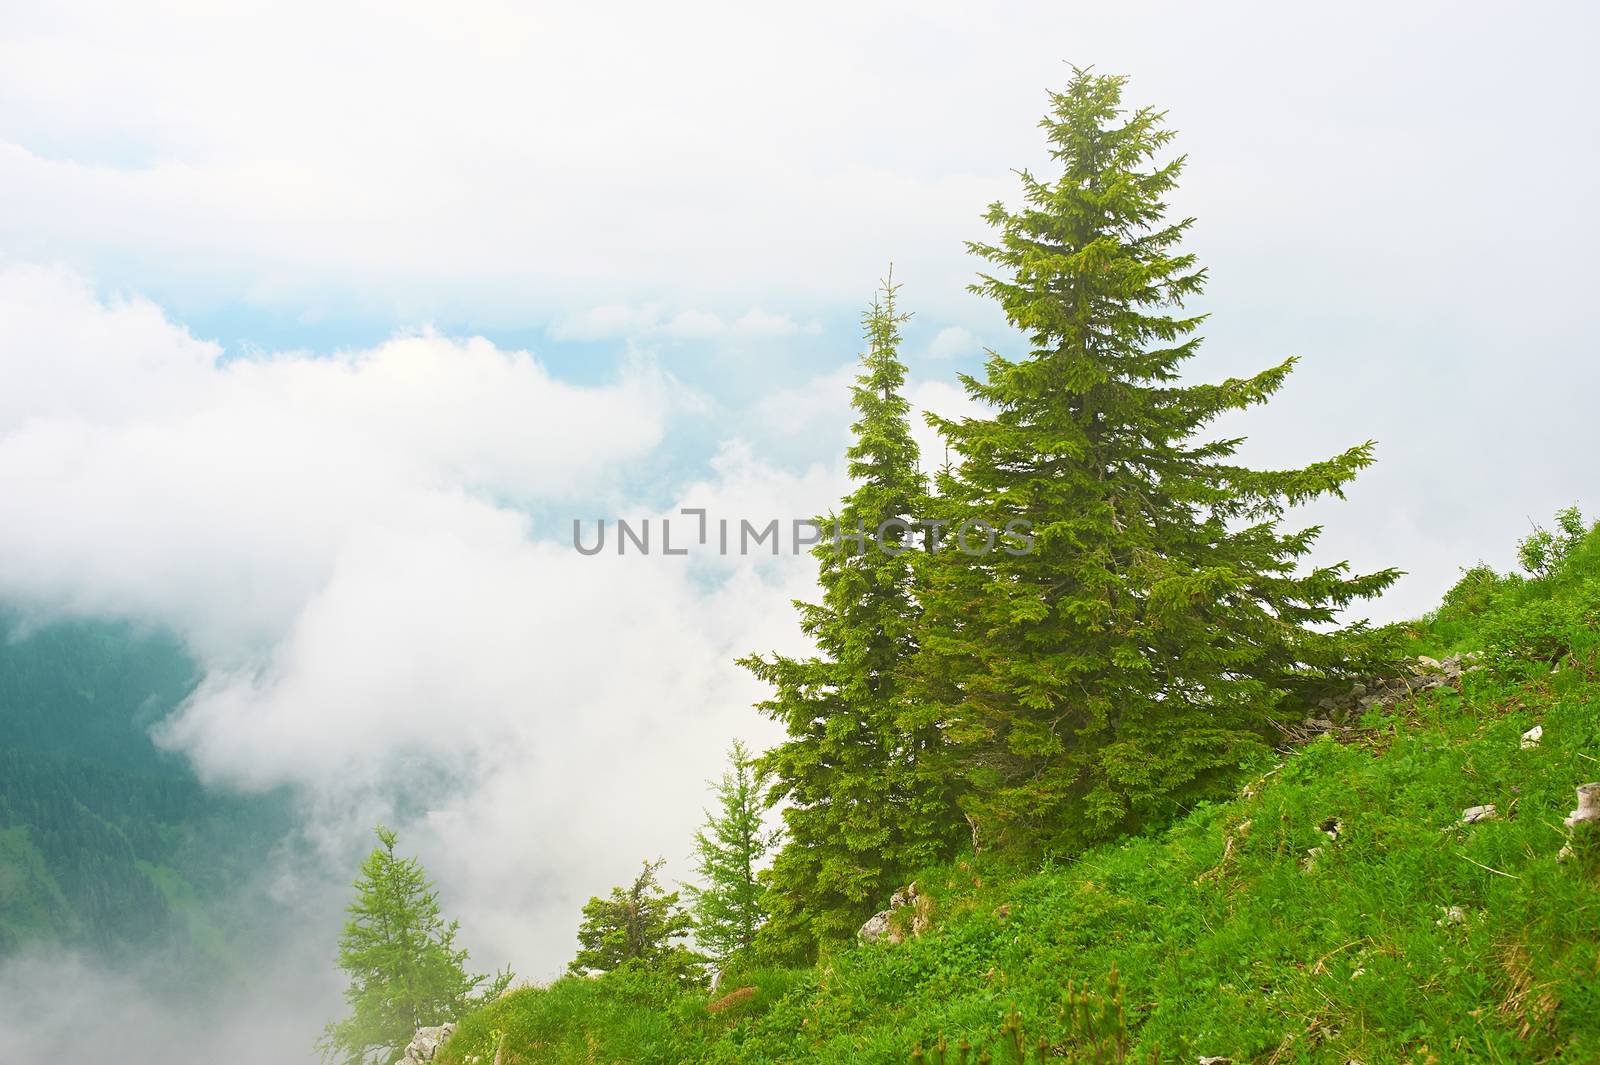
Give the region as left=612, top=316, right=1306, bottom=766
left=0, top=264, right=868, bottom=1059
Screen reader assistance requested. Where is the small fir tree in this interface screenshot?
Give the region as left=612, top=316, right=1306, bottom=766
left=320, top=826, right=508, bottom=1065
left=915, top=69, right=1401, bottom=855
left=569, top=858, right=702, bottom=983
left=685, top=740, right=776, bottom=965
left=743, top=275, right=966, bottom=961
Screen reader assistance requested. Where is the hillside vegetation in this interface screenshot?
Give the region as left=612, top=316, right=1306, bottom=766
left=439, top=521, right=1600, bottom=1063
left=0, top=614, right=292, bottom=972
left=313, top=71, right=1598, bottom=1065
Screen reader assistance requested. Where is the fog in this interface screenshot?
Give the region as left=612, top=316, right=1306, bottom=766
left=3, top=1, right=1597, bottom=1059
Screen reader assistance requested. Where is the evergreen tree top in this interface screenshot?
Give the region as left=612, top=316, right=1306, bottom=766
left=915, top=67, right=1401, bottom=854
left=846, top=268, right=922, bottom=502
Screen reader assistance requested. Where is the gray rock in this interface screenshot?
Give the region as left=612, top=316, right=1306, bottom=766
left=395, top=1023, right=456, bottom=1065
left=857, top=910, right=894, bottom=944
left=1563, top=783, right=1600, bottom=829
left=858, top=881, right=931, bottom=944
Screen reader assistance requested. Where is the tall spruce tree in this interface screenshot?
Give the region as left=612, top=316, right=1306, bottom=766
left=742, top=275, right=964, bottom=961
left=915, top=70, right=1400, bottom=855
left=686, top=740, right=776, bottom=965
left=320, top=827, right=507, bottom=1065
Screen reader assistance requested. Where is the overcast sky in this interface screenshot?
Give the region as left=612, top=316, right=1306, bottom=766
left=2, top=2, right=1596, bottom=1061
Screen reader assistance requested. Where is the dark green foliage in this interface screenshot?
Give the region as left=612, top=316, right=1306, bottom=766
left=0, top=749, right=174, bottom=954
left=0, top=613, right=292, bottom=966
left=687, top=741, right=776, bottom=965
left=913, top=70, right=1400, bottom=854
left=571, top=858, right=703, bottom=983
left=321, top=826, right=508, bottom=1065
left=743, top=276, right=965, bottom=961
left=0, top=610, right=196, bottom=772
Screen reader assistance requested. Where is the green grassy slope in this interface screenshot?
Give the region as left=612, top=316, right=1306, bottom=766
left=441, top=527, right=1600, bottom=1064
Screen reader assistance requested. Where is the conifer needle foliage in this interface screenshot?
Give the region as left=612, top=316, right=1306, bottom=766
left=686, top=740, right=777, bottom=965
left=742, top=274, right=966, bottom=961
left=570, top=858, right=702, bottom=983
left=320, top=827, right=508, bottom=1065
left=913, top=69, right=1400, bottom=855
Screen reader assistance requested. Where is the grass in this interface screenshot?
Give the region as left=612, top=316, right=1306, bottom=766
left=440, top=524, right=1600, bottom=1064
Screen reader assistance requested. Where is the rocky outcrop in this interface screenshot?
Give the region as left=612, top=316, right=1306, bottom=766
left=1299, top=653, right=1481, bottom=734
left=395, top=1023, right=455, bottom=1065
left=858, top=881, right=933, bottom=945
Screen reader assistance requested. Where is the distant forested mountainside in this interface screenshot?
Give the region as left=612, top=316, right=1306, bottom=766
left=0, top=613, right=292, bottom=969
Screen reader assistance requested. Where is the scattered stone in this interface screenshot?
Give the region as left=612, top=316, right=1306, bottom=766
left=1459, top=804, right=1497, bottom=826
left=1521, top=725, right=1543, bottom=749
left=1563, top=783, right=1600, bottom=829
left=1197, top=1057, right=1233, bottom=1065
left=1302, top=846, right=1324, bottom=872
left=1319, top=817, right=1343, bottom=841
left=395, top=1023, right=456, bottom=1065
left=858, top=881, right=929, bottom=944
left=1436, top=905, right=1466, bottom=926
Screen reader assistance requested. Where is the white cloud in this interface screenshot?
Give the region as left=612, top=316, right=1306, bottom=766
left=0, top=263, right=680, bottom=655
left=0, top=264, right=835, bottom=1012
left=729, top=309, right=822, bottom=339
left=3, top=1, right=1592, bottom=343
left=547, top=304, right=821, bottom=343
left=662, top=308, right=726, bottom=339
left=546, top=302, right=663, bottom=341
left=927, top=324, right=977, bottom=360
left=906, top=378, right=985, bottom=469
left=0, top=267, right=991, bottom=1005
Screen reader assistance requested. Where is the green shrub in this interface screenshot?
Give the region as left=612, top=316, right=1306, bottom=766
left=1517, top=505, right=1588, bottom=577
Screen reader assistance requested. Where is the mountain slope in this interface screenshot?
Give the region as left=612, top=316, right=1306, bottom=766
left=438, top=529, right=1600, bottom=1064
left=0, top=614, right=292, bottom=968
